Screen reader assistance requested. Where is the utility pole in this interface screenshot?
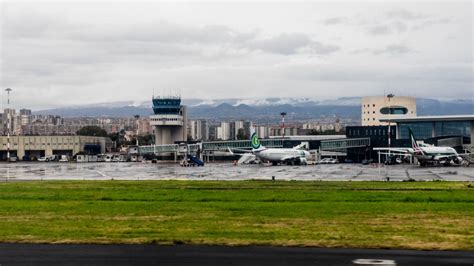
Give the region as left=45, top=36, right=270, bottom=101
left=5, top=88, right=12, bottom=162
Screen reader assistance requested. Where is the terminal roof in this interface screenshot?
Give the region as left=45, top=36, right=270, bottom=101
left=380, top=115, right=474, bottom=123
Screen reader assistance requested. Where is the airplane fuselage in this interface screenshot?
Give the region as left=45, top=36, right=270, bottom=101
left=254, top=148, right=310, bottom=163
left=408, top=147, right=461, bottom=164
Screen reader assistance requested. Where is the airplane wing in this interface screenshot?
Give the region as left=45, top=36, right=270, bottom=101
left=280, top=154, right=300, bottom=161
left=228, top=147, right=252, bottom=154
left=373, top=147, right=410, bottom=153
left=237, top=153, right=257, bottom=164
left=292, top=143, right=305, bottom=149
left=433, top=155, right=457, bottom=161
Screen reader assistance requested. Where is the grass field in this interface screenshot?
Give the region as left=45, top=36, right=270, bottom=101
left=0, top=180, right=473, bottom=250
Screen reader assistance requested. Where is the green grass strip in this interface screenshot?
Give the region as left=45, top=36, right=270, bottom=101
left=0, top=180, right=472, bottom=250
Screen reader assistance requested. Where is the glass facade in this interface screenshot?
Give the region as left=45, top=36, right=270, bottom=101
left=399, top=122, right=433, bottom=139
left=399, top=121, right=471, bottom=139
left=152, top=98, right=182, bottom=115
left=435, top=121, right=470, bottom=137
left=380, top=106, right=408, bottom=115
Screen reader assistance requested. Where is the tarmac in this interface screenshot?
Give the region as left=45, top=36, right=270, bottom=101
left=0, top=243, right=472, bottom=266
left=0, top=162, right=473, bottom=181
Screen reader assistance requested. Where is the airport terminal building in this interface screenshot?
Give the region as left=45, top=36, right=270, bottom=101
left=346, top=115, right=474, bottom=162
left=361, top=95, right=417, bottom=126
left=381, top=115, right=473, bottom=143
left=0, top=135, right=113, bottom=161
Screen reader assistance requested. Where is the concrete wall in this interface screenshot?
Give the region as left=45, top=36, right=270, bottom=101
left=362, top=96, right=416, bottom=126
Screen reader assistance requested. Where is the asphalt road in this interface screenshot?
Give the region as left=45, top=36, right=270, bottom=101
left=0, top=244, right=472, bottom=266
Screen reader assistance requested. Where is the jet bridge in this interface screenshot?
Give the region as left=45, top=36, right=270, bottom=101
left=139, top=138, right=370, bottom=162
left=320, top=138, right=371, bottom=151
left=138, top=143, right=201, bottom=162
left=201, top=139, right=284, bottom=151
left=139, top=138, right=370, bottom=155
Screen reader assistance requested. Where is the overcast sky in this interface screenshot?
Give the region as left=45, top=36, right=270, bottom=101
left=0, top=1, right=472, bottom=110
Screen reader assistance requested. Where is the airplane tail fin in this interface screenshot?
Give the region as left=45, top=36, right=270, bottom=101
left=250, top=128, right=265, bottom=151
left=409, top=128, right=419, bottom=150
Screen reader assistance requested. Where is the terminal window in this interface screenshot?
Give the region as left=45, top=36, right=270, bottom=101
left=435, top=121, right=470, bottom=137
left=399, top=122, right=433, bottom=139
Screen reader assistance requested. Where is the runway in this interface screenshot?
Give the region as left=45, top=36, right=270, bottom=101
left=0, top=162, right=473, bottom=181
left=0, top=243, right=472, bottom=266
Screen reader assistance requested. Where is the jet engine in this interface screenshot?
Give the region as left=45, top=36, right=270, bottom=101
left=454, top=156, right=463, bottom=164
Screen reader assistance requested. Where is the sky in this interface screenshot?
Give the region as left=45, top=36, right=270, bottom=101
left=0, top=1, right=472, bottom=110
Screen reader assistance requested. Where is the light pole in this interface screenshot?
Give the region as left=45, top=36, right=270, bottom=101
left=5, top=88, right=12, bottom=162
left=280, top=112, right=287, bottom=139
left=387, top=93, right=394, bottom=159
left=134, top=115, right=140, bottom=146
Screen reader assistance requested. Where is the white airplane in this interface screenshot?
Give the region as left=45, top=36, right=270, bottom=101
left=375, top=128, right=465, bottom=167
left=229, top=132, right=311, bottom=165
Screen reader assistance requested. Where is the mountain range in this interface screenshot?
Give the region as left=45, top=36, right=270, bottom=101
left=35, top=97, right=473, bottom=122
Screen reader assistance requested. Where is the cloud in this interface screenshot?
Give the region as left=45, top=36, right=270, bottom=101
left=373, top=45, right=412, bottom=55
left=352, top=45, right=413, bottom=56
left=367, top=21, right=408, bottom=35
left=1, top=2, right=472, bottom=109
left=281, top=62, right=472, bottom=84
left=367, top=25, right=392, bottom=35
left=386, top=9, right=428, bottom=20
left=250, top=33, right=339, bottom=55
left=385, top=9, right=453, bottom=31
left=3, top=10, right=338, bottom=59
left=321, top=17, right=349, bottom=25
left=411, top=18, right=453, bottom=30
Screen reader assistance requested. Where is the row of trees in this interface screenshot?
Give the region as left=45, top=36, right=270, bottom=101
left=76, top=126, right=154, bottom=148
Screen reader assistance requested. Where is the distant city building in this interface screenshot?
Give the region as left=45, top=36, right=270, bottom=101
left=361, top=95, right=416, bottom=126
left=243, top=121, right=253, bottom=138
left=19, top=109, right=32, bottom=116
left=0, top=103, right=351, bottom=143
left=137, top=118, right=153, bottom=135
left=189, top=119, right=209, bottom=141
left=2, top=108, right=16, bottom=135
left=254, top=125, right=269, bottom=139
left=208, top=125, right=218, bottom=140
left=217, top=121, right=231, bottom=140
left=233, top=120, right=244, bottom=140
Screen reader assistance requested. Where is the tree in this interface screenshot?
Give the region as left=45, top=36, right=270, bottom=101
left=76, top=126, right=108, bottom=137
left=236, top=128, right=248, bottom=140
left=140, top=134, right=155, bottom=145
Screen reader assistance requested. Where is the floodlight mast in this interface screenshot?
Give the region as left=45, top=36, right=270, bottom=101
left=387, top=93, right=394, bottom=158
left=280, top=112, right=287, bottom=139
left=5, top=88, right=13, bottom=162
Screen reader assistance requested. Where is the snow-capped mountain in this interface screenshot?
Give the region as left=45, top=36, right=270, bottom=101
left=34, top=97, right=473, bottom=120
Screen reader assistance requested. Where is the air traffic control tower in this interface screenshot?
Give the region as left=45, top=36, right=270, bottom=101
left=150, top=96, right=188, bottom=145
